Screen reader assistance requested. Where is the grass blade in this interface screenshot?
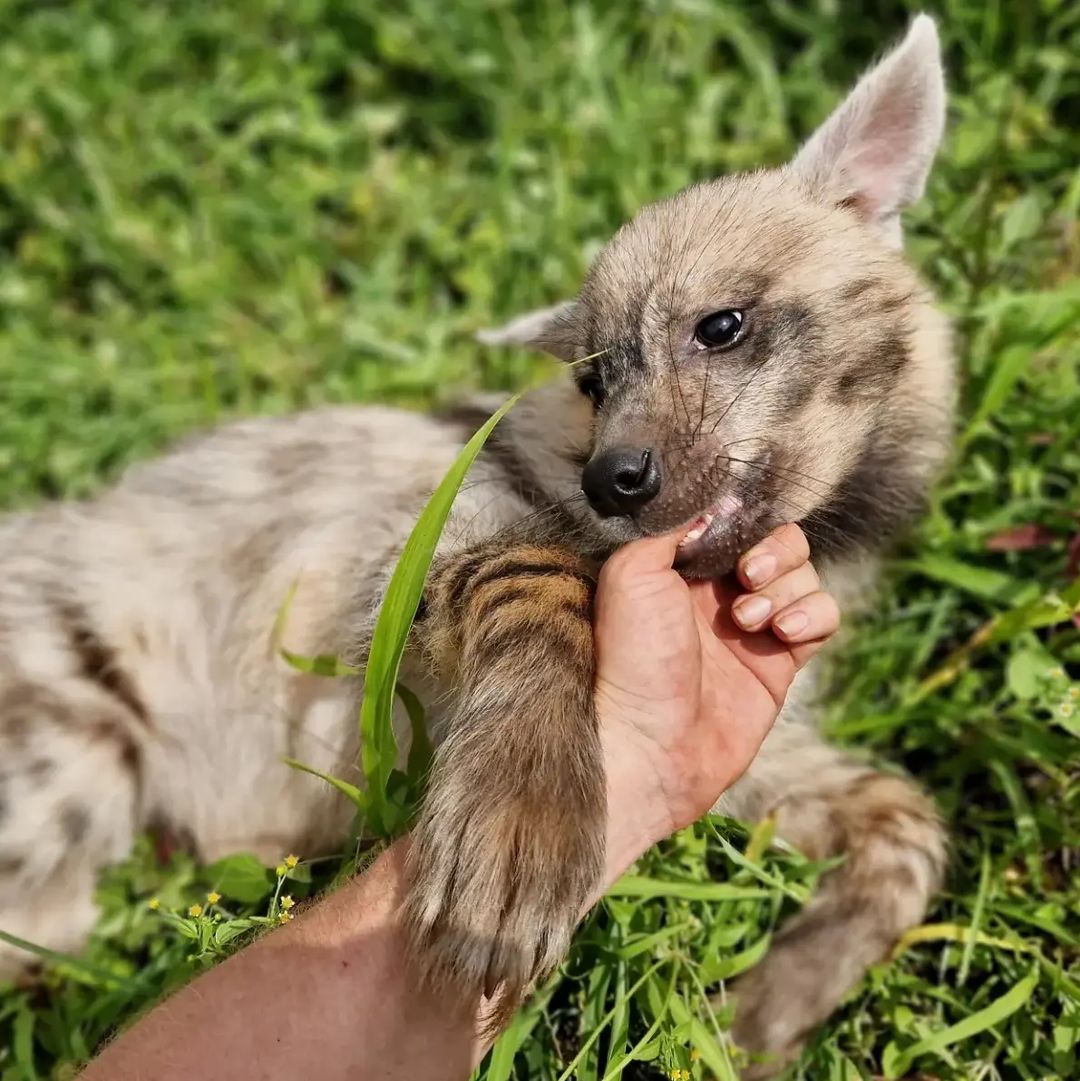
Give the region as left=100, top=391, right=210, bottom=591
left=0, top=929, right=129, bottom=990
left=282, top=757, right=368, bottom=812
left=885, top=968, right=1039, bottom=1078
left=482, top=977, right=558, bottom=1081
left=556, top=960, right=666, bottom=1081
left=398, top=681, right=434, bottom=788
left=358, top=394, right=521, bottom=834
left=607, top=875, right=770, bottom=901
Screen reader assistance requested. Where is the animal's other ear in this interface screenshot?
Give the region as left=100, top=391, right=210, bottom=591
left=475, top=300, right=581, bottom=361
left=791, top=14, right=945, bottom=246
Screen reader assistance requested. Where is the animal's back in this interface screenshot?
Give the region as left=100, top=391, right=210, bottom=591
left=0, top=405, right=485, bottom=870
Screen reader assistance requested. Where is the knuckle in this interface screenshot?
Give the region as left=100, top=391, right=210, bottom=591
left=767, top=564, right=816, bottom=601
left=600, top=549, right=635, bottom=586
left=823, top=595, right=841, bottom=627
left=745, top=525, right=808, bottom=578
left=811, top=591, right=840, bottom=629
left=773, top=522, right=810, bottom=562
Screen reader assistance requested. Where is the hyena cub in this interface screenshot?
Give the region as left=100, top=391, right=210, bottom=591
left=0, top=14, right=950, bottom=1071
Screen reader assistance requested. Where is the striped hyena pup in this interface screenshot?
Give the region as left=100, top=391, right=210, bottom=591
left=0, top=15, right=951, bottom=1072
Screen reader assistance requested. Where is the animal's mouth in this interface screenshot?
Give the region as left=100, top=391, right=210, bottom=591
left=674, top=491, right=745, bottom=566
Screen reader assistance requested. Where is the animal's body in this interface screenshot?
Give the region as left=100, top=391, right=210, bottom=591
left=0, top=16, right=952, bottom=1073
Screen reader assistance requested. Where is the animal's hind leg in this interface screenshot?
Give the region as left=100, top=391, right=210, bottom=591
left=714, top=717, right=946, bottom=1077
left=0, top=679, right=141, bottom=977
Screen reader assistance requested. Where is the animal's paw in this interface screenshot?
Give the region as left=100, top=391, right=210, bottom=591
left=726, top=901, right=888, bottom=1078
left=727, top=953, right=815, bottom=1079
left=404, top=745, right=605, bottom=1018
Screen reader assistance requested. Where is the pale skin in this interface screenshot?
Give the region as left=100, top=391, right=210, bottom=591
left=82, top=523, right=838, bottom=1081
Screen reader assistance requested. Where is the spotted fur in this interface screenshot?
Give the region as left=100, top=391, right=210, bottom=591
left=0, top=15, right=951, bottom=1074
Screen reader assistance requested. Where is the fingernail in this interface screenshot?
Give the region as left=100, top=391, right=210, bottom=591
left=734, top=595, right=772, bottom=627
left=775, top=610, right=809, bottom=637
left=742, top=553, right=776, bottom=586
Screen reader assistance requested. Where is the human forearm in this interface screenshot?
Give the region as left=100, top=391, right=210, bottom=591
left=83, top=791, right=674, bottom=1081
left=82, top=839, right=482, bottom=1081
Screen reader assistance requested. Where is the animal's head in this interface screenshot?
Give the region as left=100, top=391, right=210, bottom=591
left=485, top=15, right=954, bottom=576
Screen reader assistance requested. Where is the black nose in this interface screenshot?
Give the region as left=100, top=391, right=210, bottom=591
left=581, top=447, right=662, bottom=517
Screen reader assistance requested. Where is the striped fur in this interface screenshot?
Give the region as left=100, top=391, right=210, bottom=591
left=406, top=545, right=603, bottom=1022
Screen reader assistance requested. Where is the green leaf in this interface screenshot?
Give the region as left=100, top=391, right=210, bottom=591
left=379, top=768, right=414, bottom=834
left=700, top=932, right=772, bottom=983
left=274, top=578, right=360, bottom=677
left=606, top=961, right=631, bottom=1081
left=665, top=983, right=737, bottom=1080
left=998, top=192, right=1044, bottom=251
left=213, top=919, right=260, bottom=947
left=599, top=964, right=676, bottom=1081
left=484, top=979, right=557, bottom=1081
left=607, top=874, right=770, bottom=901
left=279, top=648, right=360, bottom=678
left=985, top=588, right=1079, bottom=644
left=902, top=554, right=1028, bottom=603
left=13, top=1003, right=38, bottom=1080
left=1006, top=647, right=1051, bottom=700
left=0, top=929, right=128, bottom=989
left=916, top=578, right=1080, bottom=697
left=206, top=853, right=275, bottom=904
left=613, top=920, right=695, bottom=961
left=709, top=827, right=809, bottom=901
left=964, top=343, right=1033, bottom=438
left=283, top=757, right=368, bottom=813
left=398, top=681, right=434, bottom=790
left=359, top=394, right=521, bottom=835
left=884, top=968, right=1039, bottom=1078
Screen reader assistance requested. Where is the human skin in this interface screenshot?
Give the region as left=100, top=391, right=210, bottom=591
left=81, top=522, right=837, bottom=1081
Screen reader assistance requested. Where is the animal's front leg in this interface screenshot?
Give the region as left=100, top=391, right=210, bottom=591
left=405, top=542, right=604, bottom=1019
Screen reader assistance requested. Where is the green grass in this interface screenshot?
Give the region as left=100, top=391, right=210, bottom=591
left=1, top=0, right=1079, bottom=1078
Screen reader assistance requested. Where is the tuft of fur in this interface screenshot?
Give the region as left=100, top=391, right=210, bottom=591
left=713, top=715, right=946, bottom=1074
left=0, top=16, right=954, bottom=1070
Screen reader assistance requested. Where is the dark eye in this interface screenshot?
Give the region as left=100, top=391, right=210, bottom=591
left=578, top=374, right=606, bottom=407
left=694, top=309, right=745, bottom=349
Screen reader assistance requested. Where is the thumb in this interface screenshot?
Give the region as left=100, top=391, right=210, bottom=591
left=608, top=530, right=686, bottom=576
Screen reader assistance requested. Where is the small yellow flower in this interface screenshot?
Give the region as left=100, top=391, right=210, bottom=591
left=1069, top=686, right=1079, bottom=700
left=284, top=854, right=299, bottom=868
left=280, top=894, right=295, bottom=911
left=207, top=891, right=221, bottom=905
left=1059, top=701, right=1075, bottom=718
left=690, top=1049, right=701, bottom=1062
left=278, top=911, right=294, bottom=924
left=188, top=904, right=203, bottom=918
left=147, top=898, right=160, bottom=911
left=1048, top=666, right=1065, bottom=680
left=275, top=864, right=287, bottom=877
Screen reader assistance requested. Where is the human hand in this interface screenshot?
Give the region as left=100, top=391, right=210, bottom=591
left=594, top=523, right=840, bottom=885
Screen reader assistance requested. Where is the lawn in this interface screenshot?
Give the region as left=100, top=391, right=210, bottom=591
left=0, top=0, right=1078, bottom=1078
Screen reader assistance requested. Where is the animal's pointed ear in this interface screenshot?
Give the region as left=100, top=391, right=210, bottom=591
left=791, top=14, right=945, bottom=245
left=475, top=300, right=581, bottom=361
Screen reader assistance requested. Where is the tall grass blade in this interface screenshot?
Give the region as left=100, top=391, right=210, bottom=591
left=359, top=394, right=521, bottom=834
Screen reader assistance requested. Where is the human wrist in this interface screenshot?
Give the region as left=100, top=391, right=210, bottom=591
left=595, top=691, right=676, bottom=892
